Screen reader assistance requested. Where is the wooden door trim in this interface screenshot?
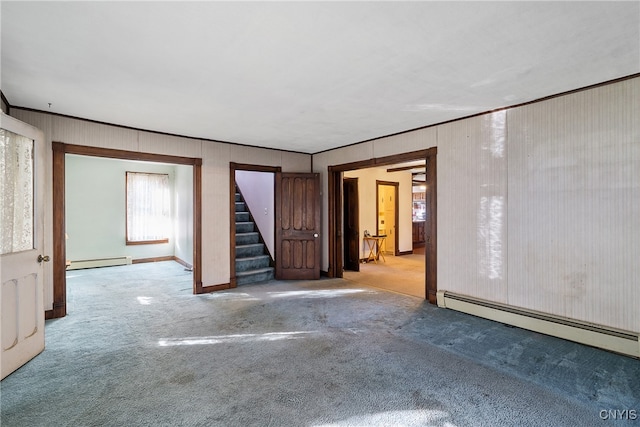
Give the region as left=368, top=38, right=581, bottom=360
left=51, top=142, right=203, bottom=319
left=376, top=180, right=400, bottom=256
left=328, top=150, right=428, bottom=173
left=229, top=163, right=281, bottom=288
left=425, top=148, right=437, bottom=304
left=327, top=148, right=437, bottom=304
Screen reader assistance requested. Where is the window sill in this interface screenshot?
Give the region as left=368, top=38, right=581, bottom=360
left=126, top=239, right=169, bottom=246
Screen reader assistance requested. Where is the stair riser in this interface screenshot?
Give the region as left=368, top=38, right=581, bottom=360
left=234, top=185, right=274, bottom=286
left=236, top=256, right=270, bottom=272
left=236, top=245, right=265, bottom=258
left=236, top=233, right=259, bottom=245
left=236, top=269, right=275, bottom=285
left=236, top=222, right=254, bottom=233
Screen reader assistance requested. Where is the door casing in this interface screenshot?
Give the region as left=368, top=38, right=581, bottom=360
left=229, top=162, right=281, bottom=288
left=328, top=148, right=437, bottom=303
left=51, top=142, right=203, bottom=319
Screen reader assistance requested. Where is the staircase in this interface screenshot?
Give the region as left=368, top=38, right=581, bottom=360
left=234, top=187, right=275, bottom=285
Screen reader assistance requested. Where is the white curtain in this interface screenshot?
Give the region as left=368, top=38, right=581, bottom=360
left=126, top=172, right=170, bottom=242
left=0, top=129, right=34, bottom=255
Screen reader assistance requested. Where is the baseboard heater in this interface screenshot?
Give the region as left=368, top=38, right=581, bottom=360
left=67, top=256, right=132, bottom=270
left=437, top=291, right=640, bottom=358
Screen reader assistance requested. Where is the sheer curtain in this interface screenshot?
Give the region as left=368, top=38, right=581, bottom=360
left=126, top=172, right=170, bottom=243
left=1, top=129, right=34, bottom=255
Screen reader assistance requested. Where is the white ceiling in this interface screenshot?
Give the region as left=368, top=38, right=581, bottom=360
left=2, top=2, right=638, bottom=154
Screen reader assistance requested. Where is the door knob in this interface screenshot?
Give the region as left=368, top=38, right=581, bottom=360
left=37, top=255, right=50, bottom=263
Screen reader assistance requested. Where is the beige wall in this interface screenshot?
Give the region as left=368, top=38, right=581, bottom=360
left=10, top=109, right=311, bottom=310
left=315, top=77, right=640, bottom=333
left=10, top=77, right=639, bottom=333
left=65, top=155, right=179, bottom=262
left=343, top=167, right=413, bottom=257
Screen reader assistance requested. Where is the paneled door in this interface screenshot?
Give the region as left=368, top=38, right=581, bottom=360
left=1, top=113, right=46, bottom=380
left=275, top=173, right=321, bottom=280
left=376, top=181, right=399, bottom=256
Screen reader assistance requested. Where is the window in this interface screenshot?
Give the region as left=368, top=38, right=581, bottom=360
left=126, top=172, right=170, bottom=245
left=1, top=129, right=34, bottom=255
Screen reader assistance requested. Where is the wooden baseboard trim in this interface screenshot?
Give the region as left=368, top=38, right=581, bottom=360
left=45, top=309, right=54, bottom=320
left=132, top=256, right=175, bottom=264
left=200, top=283, right=231, bottom=293
left=359, top=257, right=381, bottom=263
left=398, top=250, right=414, bottom=256
left=174, top=256, right=193, bottom=270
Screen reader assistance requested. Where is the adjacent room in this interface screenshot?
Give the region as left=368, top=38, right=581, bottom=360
left=65, top=154, right=194, bottom=273
left=342, top=161, right=427, bottom=298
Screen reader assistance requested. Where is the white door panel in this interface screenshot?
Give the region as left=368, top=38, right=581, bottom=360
left=1, top=113, right=46, bottom=380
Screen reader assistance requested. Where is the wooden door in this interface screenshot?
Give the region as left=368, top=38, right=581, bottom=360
left=376, top=181, right=399, bottom=256
left=275, top=173, right=321, bottom=280
left=1, top=113, right=46, bottom=380
left=343, top=178, right=359, bottom=271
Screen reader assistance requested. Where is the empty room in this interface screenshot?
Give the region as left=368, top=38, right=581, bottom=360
left=1, top=2, right=639, bottom=426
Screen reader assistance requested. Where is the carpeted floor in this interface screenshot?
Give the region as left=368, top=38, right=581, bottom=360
left=344, top=254, right=425, bottom=298
left=1, top=261, right=638, bottom=426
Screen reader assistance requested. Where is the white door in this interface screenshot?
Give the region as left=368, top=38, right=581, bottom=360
left=1, top=113, right=46, bottom=380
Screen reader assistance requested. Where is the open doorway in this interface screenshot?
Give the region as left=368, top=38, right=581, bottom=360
left=341, top=164, right=421, bottom=297
left=376, top=180, right=399, bottom=256
left=65, top=155, right=194, bottom=272
left=230, top=163, right=280, bottom=287
left=51, top=142, right=203, bottom=319
left=328, top=148, right=437, bottom=303
left=229, top=163, right=322, bottom=285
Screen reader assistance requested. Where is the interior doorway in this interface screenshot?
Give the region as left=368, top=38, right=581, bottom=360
left=229, top=164, right=322, bottom=284
left=51, top=142, right=203, bottom=319
left=376, top=181, right=399, bottom=256
left=230, top=163, right=280, bottom=288
left=328, top=148, right=437, bottom=303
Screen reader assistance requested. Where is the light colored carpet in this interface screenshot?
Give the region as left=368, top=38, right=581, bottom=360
left=1, top=261, right=638, bottom=426
left=344, top=254, right=425, bottom=298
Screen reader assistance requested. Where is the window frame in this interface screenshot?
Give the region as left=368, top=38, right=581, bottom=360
left=125, top=171, right=170, bottom=246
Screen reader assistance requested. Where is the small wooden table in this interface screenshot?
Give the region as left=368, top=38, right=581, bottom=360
left=363, top=235, right=386, bottom=263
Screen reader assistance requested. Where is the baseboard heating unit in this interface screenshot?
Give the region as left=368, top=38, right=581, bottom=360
left=67, top=256, right=133, bottom=270
left=437, top=291, right=639, bottom=358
